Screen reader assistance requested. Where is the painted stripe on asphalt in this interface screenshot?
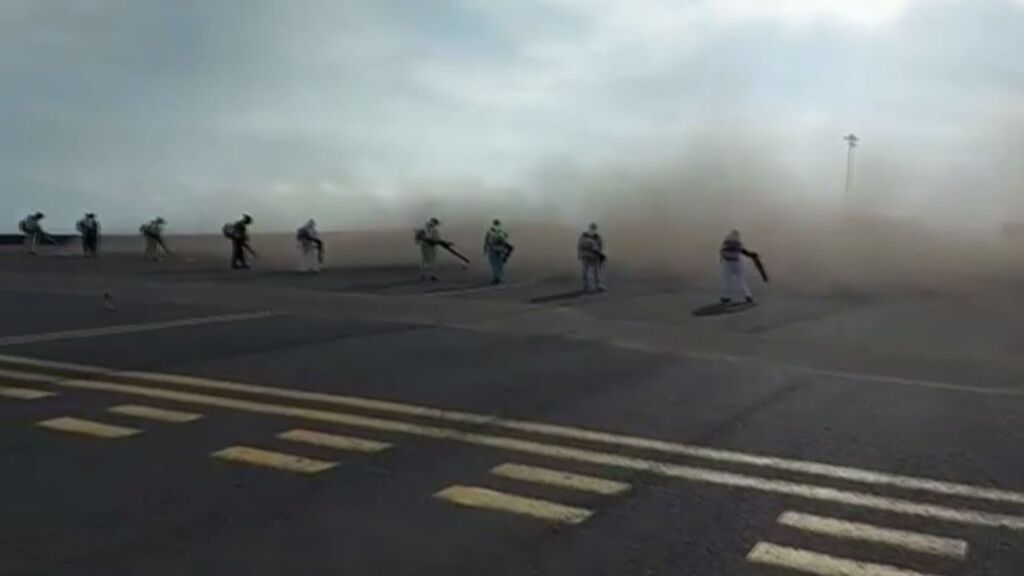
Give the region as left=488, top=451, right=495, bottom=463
left=29, top=376, right=1024, bottom=531
left=278, top=429, right=391, bottom=453
left=0, top=311, right=281, bottom=346
left=211, top=446, right=337, bottom=474
left=747, top=542, right=940, bottom=576
left=0, top=369, right=64, bottom=382
left=0, top=386, right=55, bottom=400
left=681, top=349, right=1024, bottom=398
left=108, top=404, right=202, bottom=423
left=777, top=511, right=968, bottom=559
left=434, top=485, right=592, bottom=524
left=38, top=416, right=140, bottom=439
left=491, top=463, right=630, bottom=495
left=0, top=357, right=1014, bottom=509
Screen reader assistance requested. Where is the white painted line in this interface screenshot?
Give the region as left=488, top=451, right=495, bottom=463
left=278, top=429, right=391, bottom=453
left=38, top=416, right=140, bottom=439
left=610, top=340, right=664, bottom=353
left=2, top=340, right=1015, bottom=399
left=747, top=542, right=940, bottom=576
left=0, top=357, right=108, bottom=377
left=22, top=375, right=1024, bottom=531
left=212, top=445, right=337, bottom=474
left=94, top=378, right=1024, bottom=506
left=491, top=463, right=630, bottom=495
left=108, top=404, right=202, bottom=423
left=681, top=350, right=1024, bottom=398
left=434, top=485, right=591, bottom=524
left=0, top=356, right=1021, bottom=509
left=453, top=327, right=1024, bottom=399
left=0, top=311, right=281, bottom=347
left=0, top=386, right=55, bottom=400
left=778, top=511, right=968, bottom=559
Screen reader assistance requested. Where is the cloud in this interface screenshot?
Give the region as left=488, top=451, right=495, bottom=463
left=709, top=0, right=913, bottom=28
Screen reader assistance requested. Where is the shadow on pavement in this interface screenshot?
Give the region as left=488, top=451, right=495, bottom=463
left=340, top=279, right=426, bottom=292
left=422, top=282, right=495, bottom=294
left=529, top=289, right=590, bottom=304
left=692, top=301, right=757, bottom=317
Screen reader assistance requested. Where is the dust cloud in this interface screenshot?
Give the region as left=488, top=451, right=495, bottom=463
left=103, top=118, right=1024, bottom=296
left=305, top=121, right=1023, bottom=296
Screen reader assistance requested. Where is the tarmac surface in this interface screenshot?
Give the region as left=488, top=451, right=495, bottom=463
left=1, top=247, right=1023, bottom=576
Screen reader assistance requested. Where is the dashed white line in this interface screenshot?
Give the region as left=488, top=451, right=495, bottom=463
left=278, top=429, right=391, bottom=453
left=0, top=353, right=1023, bottom=510
left=777, top=511, right=968, bottom=559
left=491, top=462, right=630, bottom=495
left=108, top=404, right=202, bottom=423
left=0, top=386, right=55, bottom=400
left=747, top=542, right=941, bottom=576
left=435, top=485, right=591, bottom=524
left=14, top=374, right=1024, bottom=531
left=38, top=416, right=140, bottom=439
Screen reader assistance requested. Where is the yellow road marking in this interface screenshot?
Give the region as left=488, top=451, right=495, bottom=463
left=108, top=404, right=202, bottom=423
left=747, top=542, right=940, bottom=576
left=434, top=485, right=591, bottom=524
left=38, top=416, right=140, bottom=439
left=0, top=386, right=55, bottom=400
left=278, top=429, right=391, bottom=453
left=27, top=376, right=1024, bottom=531
left=0, top=355, right=1017, bottom=508
left=491, top=463, right=630, bottom=495
left=211, top=446, right=336, bottom=474
left=777, top=511, right=968, bottom=559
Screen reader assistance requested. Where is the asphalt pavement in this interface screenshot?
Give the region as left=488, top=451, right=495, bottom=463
left=0, top=250, right=1022, bottom=575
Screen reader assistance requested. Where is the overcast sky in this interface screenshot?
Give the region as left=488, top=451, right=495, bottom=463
left=3, top=0, right=1023, bottom=232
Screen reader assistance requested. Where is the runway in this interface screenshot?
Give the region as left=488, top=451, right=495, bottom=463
left=0, top=249, right=1021, bottom=575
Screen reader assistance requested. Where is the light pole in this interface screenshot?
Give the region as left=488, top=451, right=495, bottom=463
left=843, top=133, right=859, bottom=203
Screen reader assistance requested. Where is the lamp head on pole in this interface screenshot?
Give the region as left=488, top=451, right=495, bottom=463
left=844, top=133, right=859, bottom=148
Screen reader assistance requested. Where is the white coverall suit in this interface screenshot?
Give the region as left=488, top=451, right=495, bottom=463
left=720, top=230, right=753, bottom=303
left=483, top=224, right=510, bottom=284
left=141, top=220, right=166, bottom=261
left=20, top=215, right=44, bottom=254
left=577, top=229, right=605, bottom=292
left=418, top=221, right=441, bottom=280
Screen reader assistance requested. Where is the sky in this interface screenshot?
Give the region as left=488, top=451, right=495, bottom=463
left=2, top=0, right=1023, bottom=233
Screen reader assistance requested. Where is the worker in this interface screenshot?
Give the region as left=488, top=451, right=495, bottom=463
left=76, top=212, right=100, bottom=257
left=719, top=229, right=759, bottom=304
left=577, top=222, right=606, bottom=292
left=18, top=212, right=46, bottom=255
left=415, top=217, right=442, bottom=281
left=483, top=219, right=513, bottom=284
left=296, top=219, right=324, bottom=273
left=224, top=213, right=254, bottom=269
left=140, top=217, right=168, bottom=261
